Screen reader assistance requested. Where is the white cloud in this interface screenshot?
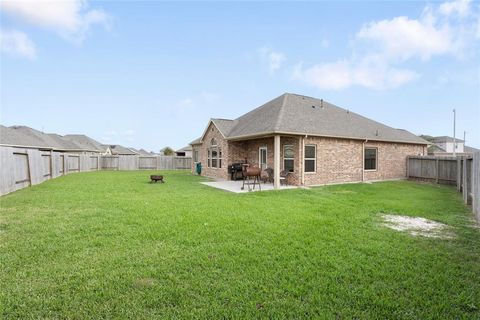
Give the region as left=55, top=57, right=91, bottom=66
left=357, top=16, right=453, bottom=61
left=0, top=29, right=36, bottom=59
left=294, top=56, right=419, bottom=90
left=258, top=47, right=286, bottom=73
left=294, top=0, right=479, bottom=90
left=439, top=0, right=471, bottom=17
left=0, top=0, right=110, bottom=43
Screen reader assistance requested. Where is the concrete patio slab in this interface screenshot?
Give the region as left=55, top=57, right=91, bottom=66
left=201, top=180, right=297, bottom=193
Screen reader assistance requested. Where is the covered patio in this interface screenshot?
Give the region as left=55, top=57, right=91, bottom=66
left=201, top=179, right=297, bottom=193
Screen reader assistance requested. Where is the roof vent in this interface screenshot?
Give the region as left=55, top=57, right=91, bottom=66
left=346, top=109, right=350, bottom=114
left=375, top=129, right=379, bottom=136
left=320, top=99, right=324, bottom=108
left=311, top=105, right=315, bottom=109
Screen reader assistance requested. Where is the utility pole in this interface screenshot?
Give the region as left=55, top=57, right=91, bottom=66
left=453, top=109, right=456, bottom=157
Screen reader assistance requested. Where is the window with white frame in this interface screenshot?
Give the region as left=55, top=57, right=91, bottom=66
left=283, top=145, right=294, bottom=172
left=211, top=148, right=218, bottom=167
left=364, top=147, right=377, bottom=170
left=304, top=145, right=316, bottom=173
left=218, top=148, right=222, bottom=168
left=207, top=139, right=222, bottom=169
left=193, top=150, right=199, bottom=162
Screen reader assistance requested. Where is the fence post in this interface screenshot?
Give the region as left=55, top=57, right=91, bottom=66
left=26, top=151, right=32, bottom=186
left=463, top=156, right=468, bottom=204
left=406, top=156, right=410, bottom=178
left=49, top=150, right=53, bottom=179
left=473, top=152, right=479, bottom=223
left=457, top=157, right=462, bottom=191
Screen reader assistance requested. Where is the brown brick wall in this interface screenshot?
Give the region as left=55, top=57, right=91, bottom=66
left=303, top=137, right=425, bottom=185
left=191, top=122, right=230, bottom=180
left=363, top=141, right=425, bottom=181
left=192, top=130, right=426, bottom=186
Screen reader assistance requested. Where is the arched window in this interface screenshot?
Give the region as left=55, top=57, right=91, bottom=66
left=207, top=138, right=221, bottom=169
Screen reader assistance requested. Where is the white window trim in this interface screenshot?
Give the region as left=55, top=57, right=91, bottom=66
left=364, top=147, right=378, bottom=172
left=304, top=144, right=316, bottom=174
left=208, top=146, right=222, bottom=170
left=283, top=144, right=294, bottom=172
left=259, top=146, right=268, bottom=169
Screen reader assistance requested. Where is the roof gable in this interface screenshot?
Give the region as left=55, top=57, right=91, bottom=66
left=197, top=118, right=234, bottom=143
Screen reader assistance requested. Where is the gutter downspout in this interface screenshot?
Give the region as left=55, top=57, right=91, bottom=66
left=362, top=139, right=368, bottom=182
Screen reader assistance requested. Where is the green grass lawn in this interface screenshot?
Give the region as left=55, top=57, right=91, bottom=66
left=1, top=171, right=479, bottom=319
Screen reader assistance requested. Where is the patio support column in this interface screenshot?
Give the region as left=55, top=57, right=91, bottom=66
left=274, top=135, right=281, bottom=189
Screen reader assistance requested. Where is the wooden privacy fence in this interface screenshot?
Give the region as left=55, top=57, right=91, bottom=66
left=0, top=146, right=192, bottom=196
left=408, top=153, right=479, bottom=223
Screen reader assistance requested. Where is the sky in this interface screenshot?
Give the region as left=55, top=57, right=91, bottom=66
left=1, top=0, right=479, bottom=152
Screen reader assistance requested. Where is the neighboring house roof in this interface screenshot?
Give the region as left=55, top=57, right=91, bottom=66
left=431, top=136, right=465, bottom=143
left=465, top=145, right=479, bottom=153
left=428, top=145, right=446, bottom=154
left=104, top=144, right=138, bottom=155
left=46, top=133, right=86, bottom=151
left=0, top=125, right=95, bottom=151
left=176, top=145, right=192, bottom=152
left=190, top=137, right=202, bottom=145
left=128, top=148, right=152, bottom=156
left=138, top=148, right=153, bottom=155
left=0, top=125, right=47, bottom=148
left=197, top=93, right=429, bottom=145
left=63, top=134, right=106, bottom=152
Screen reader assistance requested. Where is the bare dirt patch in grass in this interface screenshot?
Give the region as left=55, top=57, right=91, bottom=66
left=382, top=214, right=455, bottom=239
left=133, top=278, right=155, bottom=288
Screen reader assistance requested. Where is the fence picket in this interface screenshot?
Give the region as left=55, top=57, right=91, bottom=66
left=0, top=147, right=192, bottom=196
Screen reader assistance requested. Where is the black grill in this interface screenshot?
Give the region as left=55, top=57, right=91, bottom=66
left=228, top=163, right=244, bottom=180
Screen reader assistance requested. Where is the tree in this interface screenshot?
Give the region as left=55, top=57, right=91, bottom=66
left=161, top=147, right=174, bottom=155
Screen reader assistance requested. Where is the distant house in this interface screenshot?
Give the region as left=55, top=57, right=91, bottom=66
left=175, top=145, right=192, bottom=157
left=190, top=93, right=428, bottom=187
left=103, top=144, right=138, bottom=156
left=426, top=136, right=477, bottom=156
left=0, top=125, right=101, bottom=154
left=63, top=134, right=108, bottom=154
left=128, top=148, right=152, bottom=156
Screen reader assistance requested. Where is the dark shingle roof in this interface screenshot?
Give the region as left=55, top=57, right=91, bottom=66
left=63, top=134, right=105, bottom=152
left=211, top=119, right=235, bottom=137
left=0, top=125, right=98, bottom=151
left=0, top=125, right=47, bottom=148
left=208, top=93, right=428, bottom=145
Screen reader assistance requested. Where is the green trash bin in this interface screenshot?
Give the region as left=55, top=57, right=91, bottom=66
left=195, top=162, right=202, bottom=175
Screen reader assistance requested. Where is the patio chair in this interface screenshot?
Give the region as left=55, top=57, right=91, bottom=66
left=262, top=168, right=274, bottom=184
left=279, top=170, right=290, bottom=185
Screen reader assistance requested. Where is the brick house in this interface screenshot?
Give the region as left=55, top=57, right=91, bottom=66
left=190, top=93, right=428, bottom=188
